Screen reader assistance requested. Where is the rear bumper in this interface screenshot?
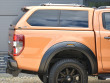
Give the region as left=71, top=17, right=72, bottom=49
left=7, top=58, right=18, bottom=70
left=6, top=55, right=21, bottom=76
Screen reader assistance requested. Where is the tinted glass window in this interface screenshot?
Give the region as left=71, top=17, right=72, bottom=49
left=103, top=13, right=110, bottom=30
left=27, top=10, right=59, bottom=27
left=60, top=10, right=88, bottom=27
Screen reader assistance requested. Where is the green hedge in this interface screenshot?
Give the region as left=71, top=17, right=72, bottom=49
left=88, top=1, right=110, bottom=7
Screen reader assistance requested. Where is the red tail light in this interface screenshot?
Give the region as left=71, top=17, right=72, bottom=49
left=13, top=34, right=25, bottom=56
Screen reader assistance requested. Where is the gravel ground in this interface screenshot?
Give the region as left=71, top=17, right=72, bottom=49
left=0, top=73, right=110, bottom=83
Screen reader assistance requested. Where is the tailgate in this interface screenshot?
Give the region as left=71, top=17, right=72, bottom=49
left=8, top=26, right=15, bottom=56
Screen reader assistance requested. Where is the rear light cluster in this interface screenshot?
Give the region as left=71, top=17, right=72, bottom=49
left=13, top=34, right=25, bottom=56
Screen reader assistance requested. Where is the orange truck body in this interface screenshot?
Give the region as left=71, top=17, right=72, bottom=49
left=7, top=5, right=110, bottom=78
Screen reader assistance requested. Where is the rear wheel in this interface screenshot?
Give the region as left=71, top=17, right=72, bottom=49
left=49, top=59, right=88, bottom=83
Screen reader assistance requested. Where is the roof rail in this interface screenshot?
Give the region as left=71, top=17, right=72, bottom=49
left=41, top=3, right=85, bottom=7
left=98, top=6, right=110, bottom=9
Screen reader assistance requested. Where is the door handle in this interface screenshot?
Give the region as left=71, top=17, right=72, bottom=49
left=104, top=37, right=110, bottom=39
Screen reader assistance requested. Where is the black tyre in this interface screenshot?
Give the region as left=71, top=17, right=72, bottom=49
left=38, top=74, right=43, bottom=82
left=49, top=59, right=88, bottom=83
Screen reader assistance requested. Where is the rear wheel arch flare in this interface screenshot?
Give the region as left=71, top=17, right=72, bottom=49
left=38, top=41, right=97, bottom=74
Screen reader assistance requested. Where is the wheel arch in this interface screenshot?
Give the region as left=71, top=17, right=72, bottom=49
left=38, top=41, right=97, bottom=74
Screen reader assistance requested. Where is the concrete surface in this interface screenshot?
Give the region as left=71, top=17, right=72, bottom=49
left=0, top=73, right=110, bottom=83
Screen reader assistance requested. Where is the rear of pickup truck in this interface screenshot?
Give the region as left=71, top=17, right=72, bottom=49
left=7, top=10, right=28, bottom=76
left=7, top=27, right=22, bottom=76
left=7, top=6, right=35, bottom=76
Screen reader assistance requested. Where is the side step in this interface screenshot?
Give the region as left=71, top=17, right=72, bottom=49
left=98, top=74, right=110, bottom=80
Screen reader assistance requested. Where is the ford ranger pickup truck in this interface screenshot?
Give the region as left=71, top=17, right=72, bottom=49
left=6, top=3, right=110, bottom=83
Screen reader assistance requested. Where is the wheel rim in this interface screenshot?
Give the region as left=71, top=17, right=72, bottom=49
left=57, top=66, right=81, bottom=83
